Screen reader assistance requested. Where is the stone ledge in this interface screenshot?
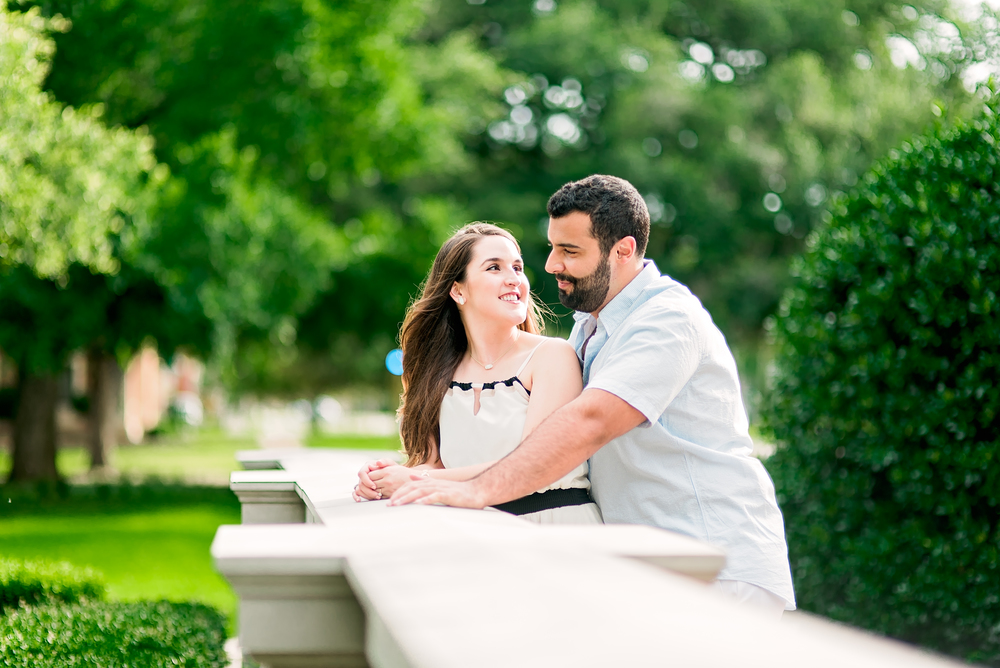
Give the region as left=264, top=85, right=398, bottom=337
left=215, top=448, right=964, bottom=668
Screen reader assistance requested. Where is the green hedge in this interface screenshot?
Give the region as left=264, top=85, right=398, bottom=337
left=1, top=480, right=243, bottom=510
left=0, top=559, right=105, bottom=615
left=0, top=600, right=228, bottom=667
left=763, top=101, right=1000, bottom=664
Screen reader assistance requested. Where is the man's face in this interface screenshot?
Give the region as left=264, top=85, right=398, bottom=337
left=545, top=211, right=611, bottom=313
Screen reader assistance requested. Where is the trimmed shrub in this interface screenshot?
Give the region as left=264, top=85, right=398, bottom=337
left=763, top=101, right=1000, bottom=664
left=1, top=480, right=243, bottom=511
left=0, top=600, right=228, bottom=667
left=0, top=559, right=105, bottom=615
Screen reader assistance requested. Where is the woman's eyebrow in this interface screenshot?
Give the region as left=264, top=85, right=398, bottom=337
left=479, top=256, right=521, bottom=266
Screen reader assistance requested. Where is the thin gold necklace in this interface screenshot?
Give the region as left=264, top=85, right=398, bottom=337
left=469, top=335, right=519, bottom=371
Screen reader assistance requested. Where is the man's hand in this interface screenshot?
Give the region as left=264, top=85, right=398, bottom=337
left=388, top=476, right=488, bottom=509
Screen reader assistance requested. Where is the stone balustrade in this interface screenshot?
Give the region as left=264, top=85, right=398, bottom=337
left=212, top=448, right=962, bottom=668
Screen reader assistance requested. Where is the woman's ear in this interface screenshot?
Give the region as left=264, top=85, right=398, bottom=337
left=450, top=283, right=466, bottom=305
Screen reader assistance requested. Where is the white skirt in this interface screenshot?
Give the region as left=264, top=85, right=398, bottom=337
left=520, top=501, right=603, bottom=525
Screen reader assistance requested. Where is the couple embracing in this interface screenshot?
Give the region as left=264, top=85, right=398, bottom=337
left=353, top=175, right=795, bottom=617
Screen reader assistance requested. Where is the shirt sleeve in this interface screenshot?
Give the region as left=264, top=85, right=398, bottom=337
left=586, top=304, right=701, bottom=424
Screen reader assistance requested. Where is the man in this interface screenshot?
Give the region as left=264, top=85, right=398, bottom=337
left=391, top=174, right=795, bottom=615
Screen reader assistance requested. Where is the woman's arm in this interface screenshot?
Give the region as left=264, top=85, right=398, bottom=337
left=520, top=338, right=584, bottom=440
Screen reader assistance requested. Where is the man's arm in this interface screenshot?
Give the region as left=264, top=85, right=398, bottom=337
left=388, top=388, right=646, bottom=508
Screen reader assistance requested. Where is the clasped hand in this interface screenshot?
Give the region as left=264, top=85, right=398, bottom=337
left=352, top=460, right=487, bottom=509
left=352, top=459, right=411, bottom=501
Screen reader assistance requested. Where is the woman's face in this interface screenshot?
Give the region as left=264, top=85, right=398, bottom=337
left=452, top=235, right=529, bottom=327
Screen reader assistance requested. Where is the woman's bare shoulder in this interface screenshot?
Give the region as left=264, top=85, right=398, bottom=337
left=527, top=336, right=579, bottom=372
left=520, top=332, right=575, bottom=352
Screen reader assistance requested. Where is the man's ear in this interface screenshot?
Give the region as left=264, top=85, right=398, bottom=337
left=613, top=236, right=638, bottom=263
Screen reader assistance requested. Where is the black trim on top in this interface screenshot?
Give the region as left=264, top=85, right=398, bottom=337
left=490, top=487, right=592, bottom=516
left=450, top=376, right=529, bottom=394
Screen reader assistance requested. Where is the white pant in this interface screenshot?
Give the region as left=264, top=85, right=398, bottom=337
left=712, top=579, right=786, bottom=619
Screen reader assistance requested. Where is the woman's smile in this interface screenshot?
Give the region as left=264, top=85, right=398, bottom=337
left=500, top=291, right=521, bottom=303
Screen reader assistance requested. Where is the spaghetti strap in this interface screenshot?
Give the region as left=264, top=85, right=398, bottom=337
left=515, top=340, right=547, bottom=377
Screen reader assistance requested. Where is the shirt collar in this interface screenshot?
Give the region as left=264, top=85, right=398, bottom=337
left=574, top=259, right=661, bottom=334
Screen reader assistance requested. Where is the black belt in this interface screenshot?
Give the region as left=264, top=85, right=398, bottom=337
left=491, top=488, right=592, bottom=516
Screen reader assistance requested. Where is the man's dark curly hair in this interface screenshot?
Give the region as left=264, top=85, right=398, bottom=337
left=547, top=175, right=649, bottom=257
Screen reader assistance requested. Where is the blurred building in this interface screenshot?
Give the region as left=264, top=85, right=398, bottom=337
left=0, top=347, right=204, bottom=450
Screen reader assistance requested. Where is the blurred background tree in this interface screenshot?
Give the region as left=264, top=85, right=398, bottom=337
left=0, top=8, right=143, bottom=279
left=5, top=0, right=999, bottom=423
left=17, top=0, right=502, bottom=397
left=0, top=3, right=347, bottom=481
left=404, top=0, right=991, bottom=403
left=0, top=6, right=158, bottom=482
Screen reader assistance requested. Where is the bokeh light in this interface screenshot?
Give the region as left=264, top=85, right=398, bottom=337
left=385, top=349, right=403, bottom=376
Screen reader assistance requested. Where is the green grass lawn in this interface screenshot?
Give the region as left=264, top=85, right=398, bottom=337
left=0, top=486, right=242, bottom=632
left=0, top=428, right=401, bottom=635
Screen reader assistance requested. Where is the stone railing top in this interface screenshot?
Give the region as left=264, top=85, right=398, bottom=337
left=217, top=447, right=965, bottom=668
left=349, top=540, right=957, bottom=668
left=214, top=522, right=960, bottom=668
left=228, top=449, right=727, bottom=582
left=236, top=446, right=401, bottom=471
left=214, top=502, right=728, bottom=581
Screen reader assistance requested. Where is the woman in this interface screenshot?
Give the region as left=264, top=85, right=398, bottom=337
left=353, top=223, right=601, bottom=524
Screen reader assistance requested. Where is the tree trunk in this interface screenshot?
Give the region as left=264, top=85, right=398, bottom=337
left=8, top=370, right=59, bottom=483
left=86, top=348, right=120, bottom=471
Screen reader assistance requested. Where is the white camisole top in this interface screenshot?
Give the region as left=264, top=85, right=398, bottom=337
left=438, top=341, right=590, bottom=493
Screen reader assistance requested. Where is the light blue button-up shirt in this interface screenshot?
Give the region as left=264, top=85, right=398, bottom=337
left=571, top=260, right=795, bottom=608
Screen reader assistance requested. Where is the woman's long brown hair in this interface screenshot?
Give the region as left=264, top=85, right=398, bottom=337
left=398, top=223, right=545, bottom=466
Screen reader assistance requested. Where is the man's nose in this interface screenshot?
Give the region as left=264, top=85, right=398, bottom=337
left=545, top=251, right=561, bottom=274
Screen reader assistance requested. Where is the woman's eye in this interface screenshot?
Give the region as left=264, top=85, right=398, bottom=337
left=514, top=265, right=523, bottom=273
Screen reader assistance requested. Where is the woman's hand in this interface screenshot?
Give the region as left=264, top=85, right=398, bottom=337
left=353, top=458, right=396, bottom=502
left=368, top=464, right=428, bottom=499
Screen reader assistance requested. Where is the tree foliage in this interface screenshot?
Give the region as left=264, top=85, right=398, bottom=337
left=762, top=100, right=1000, bottom=663
left=18, top=0, right=492, bottom=393
left=412, top=0, right=989, bottom=341
left=0, top=6, right=156, bottom=277
left=13, top=0, right=1000, bottom=399
left=0, top=3, right=351, bottom=481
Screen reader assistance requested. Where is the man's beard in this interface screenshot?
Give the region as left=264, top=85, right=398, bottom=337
left=555, top=255, right=611, bottom=313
